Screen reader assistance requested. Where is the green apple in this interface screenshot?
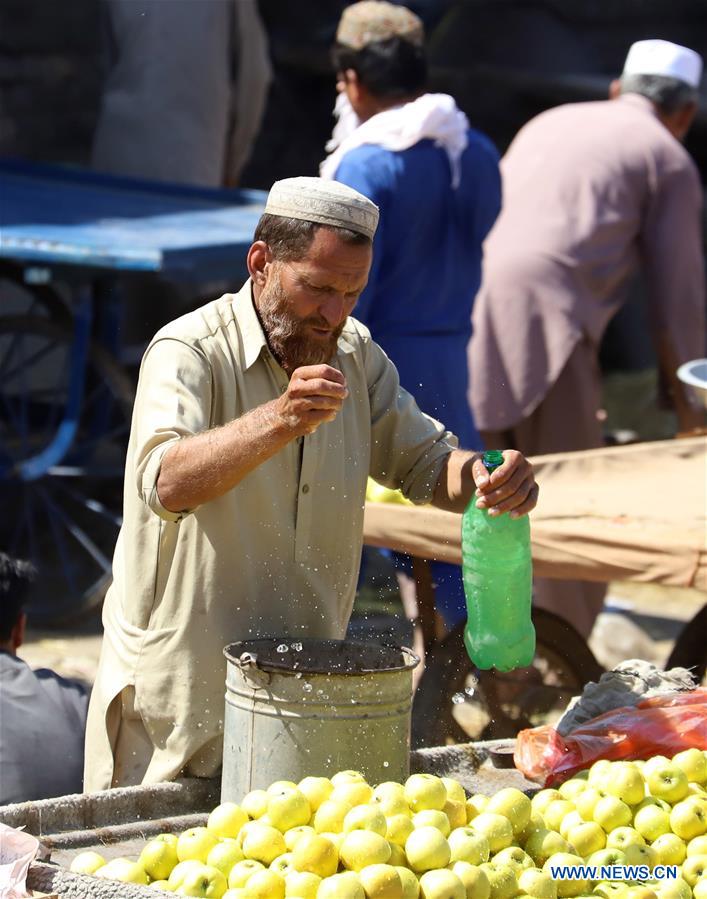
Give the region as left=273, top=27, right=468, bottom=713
left=452, top=861, right=491, bottom=899
left=606, top=827, right=645, bottom=851
left=70, top=850, right=106, bottom=875
left=448, top=827, right=491, bottom=865
left=241, top=822, right=287, bottom=865
left=331, top=781, right=374, bottom=808
left=633, top=805, right=671, bottom=842
left=241, top=789, right=270, bottom=819
left=297, top=776, right=333, bottom=812
left=646, top=764, right=689, bottom=804
left=486, top=789, right=532, bottom=836
left=443, top=778, right=468, bottom=805
left=603, top=763, right=645, bottom=807
left=469, top=814, right=513, bottom=853
left=405, top=826, right=451, bottom=872
left=672, top=749, right=707, bottom=786
left=418, top=868, right=466, bottom=899
left=359, top=863, right=403, bottom=898
left=344, top=804, right=388, bottom=836
left=171, top=862, right=227, bottom=897
left=652, top=876, right=692, bottom=899
left=524, top=829, right=572, bottom=866
left=177, top=827, right=220, bottom=864
left=317, top=871, right=365, bottom=899
left=532, top=791, right=563, bottom=817
left=387, top=814, right=415, bottom=847
left=285, top=869, right=321, bottom=899
left=567, top=821, right=606, bottom=857
left=405, top=774, right=448, bottom=813
left=492, top=847, right=534, bottom=872
left=244, top=868, right=285, bottom=899
left=269, top=853, right=293, bottom=876
left=227, top=859, right=265, bottom=889
left=96, top=857, right=149, bottom=885
left=681, top=854, right=707, bottom=887
left=291, top=833, right=339, bottom=878
left=560, top=811, right=585, bottom=840
left=559, top=780, right=589, bottom=802
left=650, top=833, right=686, bottom=866
left=670, top=798, right=707, bottom=840
left=542, top=853, right=588, bottom=898
left=517, top=867, right=558, bottom=899
left=340, top=830, right=392, bottom=871
left=593, top=797, right=632, bottom=832
left=623, top=844, right=656, bottom=869
left=396, top=865, right=421, bottom=899
left=688, top=835, right=707, bottom=856
left=207, top=803, right=249, bottom=840
left=479, top=862, right=519, bottom=899
left=544, top=801, right=576, bottom=833
left=314, top=798, right=352, bottom=833
left=413, top=810, right=452, bottom=837
left=586, top=848, right=626, bottom=867
left=285, top=825, right=316, bottom=851
left=267, top=788, right=312, bottom=832
left=140, top=834, right=180, bottom=881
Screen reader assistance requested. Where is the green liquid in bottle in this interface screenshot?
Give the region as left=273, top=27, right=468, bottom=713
left=461, top=450, right=535, bottom=671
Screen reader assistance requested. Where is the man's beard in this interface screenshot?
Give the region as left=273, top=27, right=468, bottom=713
left=257, top=272, right=344, bottom=372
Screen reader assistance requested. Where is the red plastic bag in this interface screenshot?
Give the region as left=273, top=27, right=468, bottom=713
left=514, top=688, right=707, bottom=786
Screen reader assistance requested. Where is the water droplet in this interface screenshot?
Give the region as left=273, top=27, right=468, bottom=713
left=292, top=642, right=303, bottom=651
left=452, top=692, right=466, bottom=704
left=303, top=683, right=313, bottom=693
left=383, top=761, right=389, bottom=768
left=277, top=643, right=289, bottom=653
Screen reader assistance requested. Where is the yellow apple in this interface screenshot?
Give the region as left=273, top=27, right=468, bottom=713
left=544, top=801, right=576, bottom=833
left=591, top=881, right=627, bottom=899
left=169, top=860, right=208, bottom=890
left=467, top=795, right=490, bottom=820
left=603, top=763, right=645, bottom=806
left=70, top=850, right=106, bottom=875
left=517, top=868, right=557, bottom=899
left=670, top=798, right=707, bottom=840
left=149, top=879, right=173, bottom=891
left=567, top=821, right=606, bottom=857
left=559, top=811, right=585, bottom=840
left=268, top=788, right=312, bottom=832
left=389, top=842, right=407, bottom=866
left=227, top=859, right=265, bottom=889
left=531, top=791, right=563, bottom=817
left=332, top=781, right=375, bottom=808
left=469, top=814, right=513, bottom=853
left=633, top=805, right=670, bottom=842
left=388, top=814, right=415, bottom=847
left=586, top=848, right=626, bottom=868
left=445, top=800, right=469, bottom=830
left=451, top=861, right=490, bottom=899
left=574, top=789, right=602, bottom=822
left=375, top=782, right=408, bottom=803
left=682, top=854, right=707, bottom=887
left=559, top=780, right=589, bottom=802
left=396, top=865, right=421, bottom=899
left=332, top=770, right=368, bottom=785
left=298, top=776, right=334, bottom=811
left=443, top=778, right=468, bottom=805
left=96, top=857, right=149, bottom=884
left=140, top=834, right=180, bottom=881
left=376, top=794, right=414, bottom=817
left=478, top=862, right=519, bottom=899
left=413, top=810, right=452, bottom=837
left=492, top=847, right=533, bottom=872
left=270, top=853, right=294, bottom=876
left=241, top=823, right=287, bottom=865
left=345, top=804, right=388, bottom=836
left=518, top=813, right=546, bottom=845
left=318, top=870, right=366, bottom=898
left=652, top=876, right=692, bottom=899
left=688, top=835, right=707, bottom=856
left=672, top=749, right=707, bottom=786
left=285, top=869, right=321, bottom=898
left=486, top=789, right=532, bottom=836
left=691, top=879, right=707, bottom=899
left=222, top=889, right=250, bottom=899
left=646, top=764, right=689, bottom=804
left=241, top=789, right=270, bottom=818
left=268, top=780, right=298, bottom=793
left=542, top=853, right=588, bottom=898
left=623, top=844, right=656, bottom=869
left=314, top=799, right=351, bottom=833
left=650, top=833, right=686, bottom=866
left=170, top=861, right=227, bottom=897
left=593, top=796, right=632, bottom=832
left=320, top=831, right=346, bottom=851
left=340, top=830, right=392, bottom=871
left=291, top=833, right=338, bottom=878
left=177, top=828, right=220, bottom=864
left=418, top=868, right=465, bottom=899
left=405, top=774, right=448, bottom=813
left=405, top=826, right=451, bottom=873
left=588, top=760, right=613, bottom=790
left=285, top=825, right=317, bottom=851
left=208, top=803, right=249, bottom=840
left=245, top=868, right=285, bottom=899
left=359, top=863, right=403, bottom=899
left=606, top=827, right=645, bottom=851
left=524, top=829, right=572, bottom=867
left=448, top=828, right=490, bottom=866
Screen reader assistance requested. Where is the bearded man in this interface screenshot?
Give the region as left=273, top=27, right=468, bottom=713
left=84, top=178, right=538, bottom=791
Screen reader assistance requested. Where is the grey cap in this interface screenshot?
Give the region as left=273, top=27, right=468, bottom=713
left=264, top=176, right=379, bottom=240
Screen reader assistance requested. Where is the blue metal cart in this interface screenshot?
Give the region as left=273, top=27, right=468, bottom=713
left=0, top=160, right=266, bottom=623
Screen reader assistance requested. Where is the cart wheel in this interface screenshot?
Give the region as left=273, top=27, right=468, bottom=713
left=412, top=608, right=605, bottom=748
left=665, top=604, right=707, bottom=686
left=0, top=316, right=134, bottom=624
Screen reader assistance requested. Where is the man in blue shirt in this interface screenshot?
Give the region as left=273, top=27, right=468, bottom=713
left=322, top=1, right=501, bottom=626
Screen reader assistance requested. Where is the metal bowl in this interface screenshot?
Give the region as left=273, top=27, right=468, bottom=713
left=677, top=359, right=707, bottom=410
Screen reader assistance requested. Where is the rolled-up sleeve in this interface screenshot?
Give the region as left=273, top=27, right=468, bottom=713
left=363, top=332, right=457, bottom=503
left=132, top=337, right=212, bottom=521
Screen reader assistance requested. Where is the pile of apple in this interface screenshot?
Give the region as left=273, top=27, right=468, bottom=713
left=70, top=748, right=707, bottom=899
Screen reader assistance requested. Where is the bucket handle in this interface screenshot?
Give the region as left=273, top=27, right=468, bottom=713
left=236, top=651, right=272, bottom=688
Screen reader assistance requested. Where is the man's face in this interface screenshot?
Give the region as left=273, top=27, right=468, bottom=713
left=257, top=227, right=371, bottom=372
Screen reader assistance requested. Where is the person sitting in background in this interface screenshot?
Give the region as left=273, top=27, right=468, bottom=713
left=0, top=554, right=88, bottom=804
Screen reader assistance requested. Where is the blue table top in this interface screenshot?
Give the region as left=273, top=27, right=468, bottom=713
left=0, top=160, right=267, bottom=279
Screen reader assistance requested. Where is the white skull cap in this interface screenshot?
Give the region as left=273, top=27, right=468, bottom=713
left=622, top=39, right=702, bottom=88
left=264, top=176, right=379, bottom=240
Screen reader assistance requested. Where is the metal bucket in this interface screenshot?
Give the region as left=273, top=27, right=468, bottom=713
left=221, top=638, right=420, bottom=802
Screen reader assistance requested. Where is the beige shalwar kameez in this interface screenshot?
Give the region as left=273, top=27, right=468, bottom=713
left=84, top=281, right=455, bottom=790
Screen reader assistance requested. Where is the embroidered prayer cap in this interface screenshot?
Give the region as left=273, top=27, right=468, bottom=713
left=623, top=39, right=702, bottom=88
left=263, top=176, right=379, bottom=240
left=336, top=1, right=424, bottom=51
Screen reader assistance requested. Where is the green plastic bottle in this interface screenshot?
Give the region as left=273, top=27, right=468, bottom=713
left=461, top=450, right=535, bottom=671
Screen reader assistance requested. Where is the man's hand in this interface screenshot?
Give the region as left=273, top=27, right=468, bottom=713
left=275, top=364, right=349, bottom=437
left=472, top=450, right=538, bottom=518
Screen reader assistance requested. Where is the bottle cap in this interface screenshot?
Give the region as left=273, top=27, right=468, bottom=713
left=482, top=450, right=504, bottom=473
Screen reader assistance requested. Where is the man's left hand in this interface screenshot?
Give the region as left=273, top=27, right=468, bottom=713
left=472, top=450, right=538, bottom=518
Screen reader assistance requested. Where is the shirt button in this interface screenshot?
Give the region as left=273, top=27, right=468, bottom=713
left=301, top=484, right=310, bottom=494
